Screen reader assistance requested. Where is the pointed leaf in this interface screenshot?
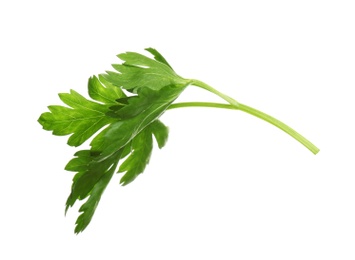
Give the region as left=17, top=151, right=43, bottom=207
left=102, top=50, right=189, bottom=92
left=150, top=120, right=169, bottom=149
left=145, top=47, right=173, bottom=69
left=38, top=78, right=124, bottom=146
left=118, top=127, right=153, bottom=186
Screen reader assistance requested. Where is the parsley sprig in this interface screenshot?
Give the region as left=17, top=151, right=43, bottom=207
left=38, top=48, right=319, bottom=233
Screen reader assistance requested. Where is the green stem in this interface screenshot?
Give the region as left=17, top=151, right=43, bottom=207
left=169, top=102, right=234, bottom=110
left=170, top=80, right=320, bottom=155
left=240, top=103, right=320, bottom=154
left=191, top=79, right=240, bottom=108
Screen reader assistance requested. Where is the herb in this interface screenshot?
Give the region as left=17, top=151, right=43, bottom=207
left=38, top=48, right=319, bottom=233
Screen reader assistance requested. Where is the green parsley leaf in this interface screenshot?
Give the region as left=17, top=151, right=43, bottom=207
left=38, top=76, right=125, bottom=146
left=144, top=47, right=174, bottom=69
left=90, top=84, right=185, bottom=159
left=118, top=124, right=153, bottom=186
left=38, top=48, right=319, bottom=234
left=102, top=50, right=189, bottom=92
left=65, top=149, right=122, bottom=233
left=150, top=120, right=169, bottom=149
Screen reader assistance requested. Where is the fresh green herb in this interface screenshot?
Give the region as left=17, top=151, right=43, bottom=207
left=38, top=48, right=319, bottom=233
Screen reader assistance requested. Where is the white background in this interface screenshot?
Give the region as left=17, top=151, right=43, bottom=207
left=1, top=0, right=355, bottom=259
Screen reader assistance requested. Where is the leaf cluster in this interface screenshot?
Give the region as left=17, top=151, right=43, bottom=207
left=38, top=48, right=189, bottom=233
